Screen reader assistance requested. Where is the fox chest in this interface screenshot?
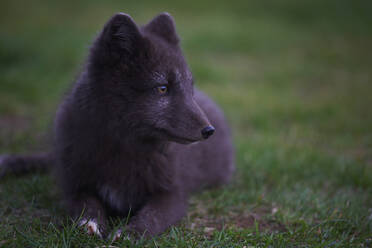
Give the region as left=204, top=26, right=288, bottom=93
left=95, top=154, right=172, bottom=215
left=98, top=183, right=148, bottom=216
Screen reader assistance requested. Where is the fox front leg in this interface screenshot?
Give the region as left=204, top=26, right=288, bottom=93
left=67, top=196, right=108, bottom=238
left=114, top=192, right=187, bottom=240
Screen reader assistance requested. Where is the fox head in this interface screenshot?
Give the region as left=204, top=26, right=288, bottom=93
left=86, top=13, right=214, bottom=144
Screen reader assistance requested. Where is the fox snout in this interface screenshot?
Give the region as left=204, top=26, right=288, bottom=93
left=166, top=96, right=216, bottom=143
left=187, top=98, right=214, bottom=140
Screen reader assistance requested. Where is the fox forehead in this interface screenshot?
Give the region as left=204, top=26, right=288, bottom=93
left=151, top=69, right=192, bottom=84
left=151, top=71, right=167, bottom=84
left=144, top=39, right=189, bottom=77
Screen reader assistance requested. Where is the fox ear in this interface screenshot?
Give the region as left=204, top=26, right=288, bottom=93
left=145, top=12, right=179, bottom=45
left=101, top=13, right=142, bottom=53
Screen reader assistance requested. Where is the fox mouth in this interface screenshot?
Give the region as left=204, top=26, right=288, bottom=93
left=157, top=129, right=200, bottom=144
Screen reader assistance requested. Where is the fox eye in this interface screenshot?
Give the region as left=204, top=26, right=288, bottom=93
left=157, top=85, right=168, bottom=94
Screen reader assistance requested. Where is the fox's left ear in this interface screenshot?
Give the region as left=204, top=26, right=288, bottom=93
left=145, top=12, right=179, bottom=45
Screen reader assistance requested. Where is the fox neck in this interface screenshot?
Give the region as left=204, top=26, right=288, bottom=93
left=114, top=129, right=170, bottom=155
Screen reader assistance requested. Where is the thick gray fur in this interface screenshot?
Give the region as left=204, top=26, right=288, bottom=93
left=0, top=12, right=235, bottom=238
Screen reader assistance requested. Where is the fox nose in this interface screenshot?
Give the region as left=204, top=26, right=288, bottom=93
left=201, top=125, right=215, bottom=139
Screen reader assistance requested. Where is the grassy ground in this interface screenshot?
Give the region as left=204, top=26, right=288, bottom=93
left=1, top=0, right=372, bottom=247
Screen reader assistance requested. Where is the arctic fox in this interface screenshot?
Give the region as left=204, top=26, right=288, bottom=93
left=0, top=12, right=235, bottom=238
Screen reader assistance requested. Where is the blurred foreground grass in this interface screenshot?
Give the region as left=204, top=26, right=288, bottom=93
left=0, top=0, right=371, bottom=247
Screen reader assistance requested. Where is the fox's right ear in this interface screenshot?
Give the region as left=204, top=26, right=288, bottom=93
left=100, top=13, right=142, bottom=54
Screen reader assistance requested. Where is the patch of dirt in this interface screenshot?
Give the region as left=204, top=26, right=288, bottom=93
left=187, top=203, right=287, bottom=237
left=233, top=213, right=287, bottom=233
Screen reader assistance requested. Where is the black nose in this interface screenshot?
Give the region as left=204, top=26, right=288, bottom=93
left=201, top=125, right=215, bottom=139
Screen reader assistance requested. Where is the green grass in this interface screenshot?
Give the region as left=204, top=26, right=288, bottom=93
left=1, top=0, right=372, bottom=247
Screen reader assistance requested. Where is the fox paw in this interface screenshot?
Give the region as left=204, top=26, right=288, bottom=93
left=79, top=218, right=103, bottom=238
left=110, top=229, right=131, bottom=243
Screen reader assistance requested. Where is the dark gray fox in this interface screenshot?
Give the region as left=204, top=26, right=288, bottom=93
left=0, top=12, right=235, bottom=238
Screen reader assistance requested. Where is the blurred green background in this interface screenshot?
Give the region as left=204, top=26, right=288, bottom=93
left=0, top=0, right=371, bottom=247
